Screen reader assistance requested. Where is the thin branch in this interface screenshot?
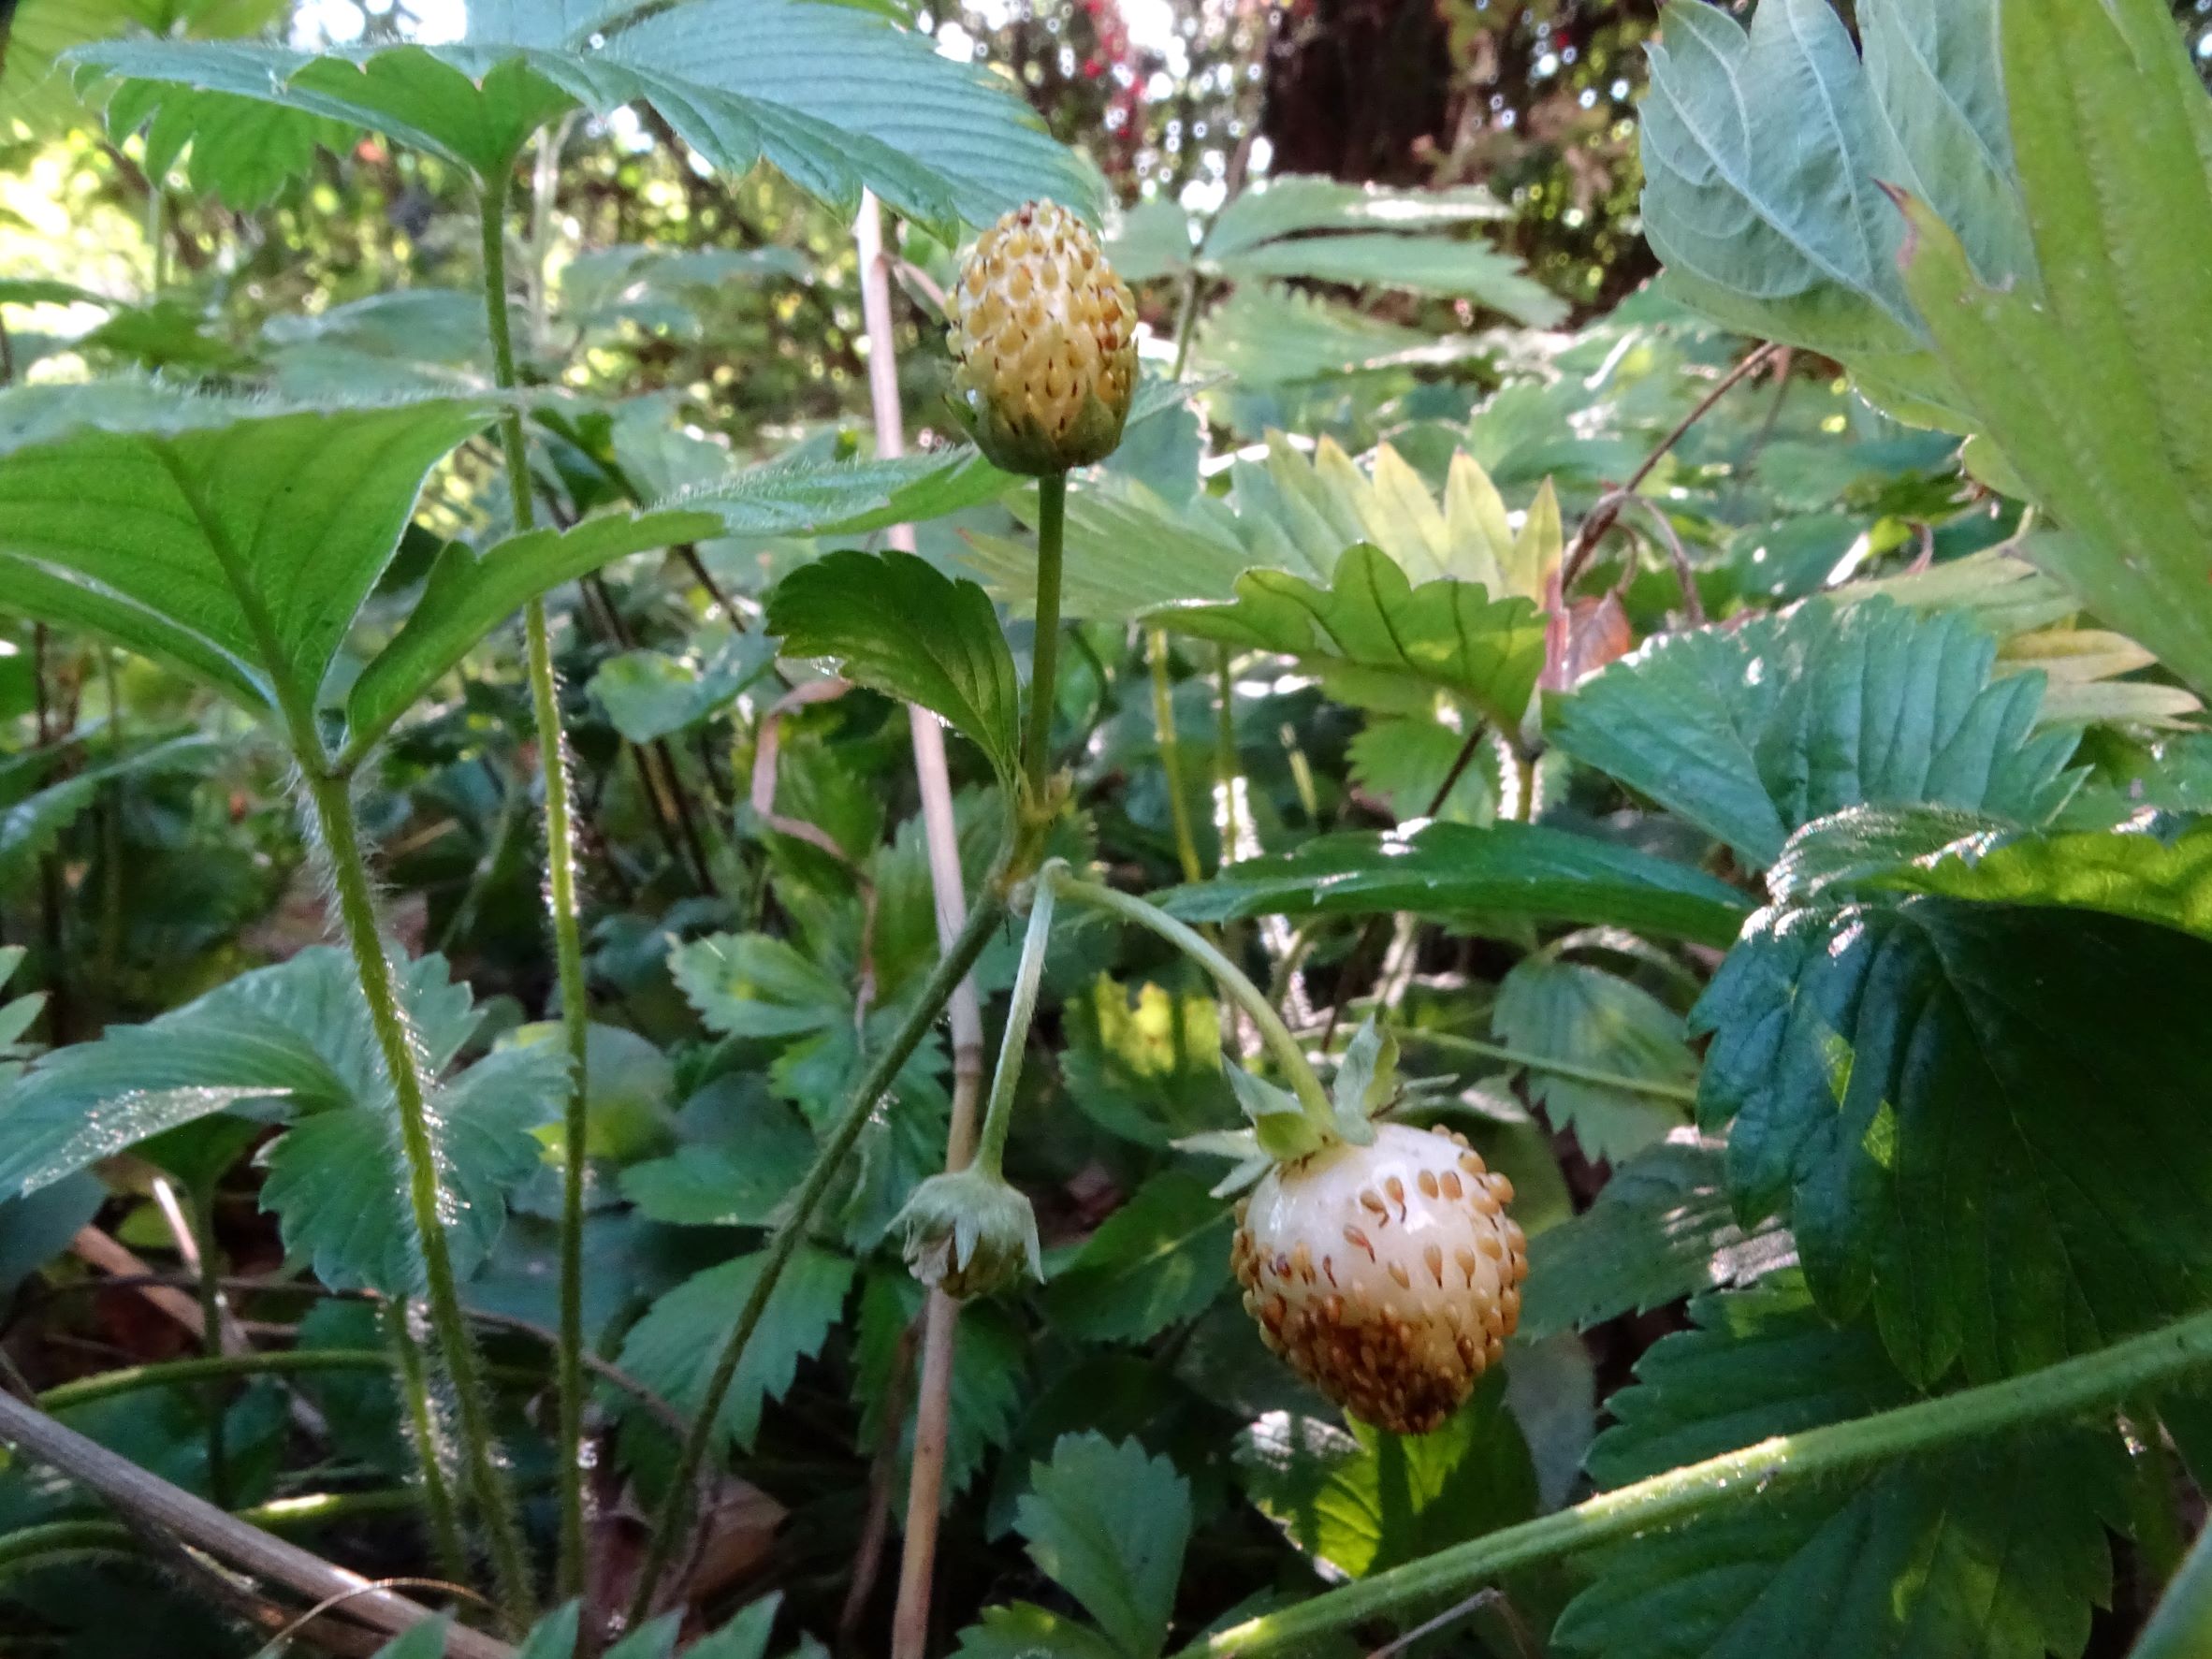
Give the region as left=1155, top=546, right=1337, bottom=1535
left=1557, top=342, right=1782, bottom=595
left=855, top=188, right=992, bottom=1659
left=0, top=1390, right=516, bottom=1659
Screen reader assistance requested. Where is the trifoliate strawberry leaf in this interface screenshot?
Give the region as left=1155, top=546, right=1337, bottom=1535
left=1554, top=1274, right=2128, bottom=1659
left=1548, top=597, right=2079, bottom=869
left=1161, top=821, right=1753, bottom=949
left=1014, top=1433, right=1192, bottom=1659
left=767, top=549, right=1023, bottom=793
left=1043, top=1169, right=1234, bottom=1345
left=1161, top=543, right=1544, bottom=726
left=615, top=1246, right=855, bottom=1458
left=1695, top=892, right=2212, bottom=1386
left=1234, top=1370, right=1536, bottom=1579
left=1518, top=1133, right=1796, bottom=1343
left=1491, top=958, right=1694, bottom=1166
left=0, top=386, right=493, bottom=721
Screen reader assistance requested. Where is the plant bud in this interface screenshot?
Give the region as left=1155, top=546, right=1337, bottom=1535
left=894, top=1166, right=1043, bottom=1299
left=949, top=199, right=1138, bottom=475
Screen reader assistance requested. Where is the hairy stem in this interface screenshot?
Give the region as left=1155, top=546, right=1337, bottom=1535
left=187, top=1184, right=231, bottom=1508
left=1045, top=871, right=1332, bottom=1128
left=1172, top=1301, right=2212, bottom=1657
left=0, top=1390, right=517, bottom=1659
left=626, top=888, right=1010, bottom=1624
left=1024, top=473, right=1068, bottom=810
left=482, top=167, right=593, bottom=1600
left=306, top=769, right=536, bottom=1628
left=384, top=1301, right=471, bottom=1586
left=1147, top=631, right=1204, bottom=885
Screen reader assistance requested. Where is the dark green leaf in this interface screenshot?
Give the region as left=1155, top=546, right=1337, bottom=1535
left=1014, top=1433, right=1192, bottom=1659
left=1548, top=598, right=2077, bottom=869
left=1234, top=1371, right=1536, bottom=1579
left=1695, top=897, right=2212, bottom=1385
left=1492, top=958, right=1693, bottom=1164
left=668, top=931, right=851, bottom=1040
left=346, top=505, right=719, bottom=754
left=1058, top=974, right=1236, bottom=1149
left=1518, top=1134, right=1795, bottom=1343
left=949, top=1606, right=1124, bottom=1659
left=767, top=549, right=1022, bottom=789
left=1161, top=544, right=1543, bottom=725
left=0, top=386, right=493, bottom=719
left=0, top=732, right=226, bottom=896
left=1162, top=821, right=1752, bottom=949
left=852, top=1273, right=1026, bottom=1506
left=588, top=628, right=775, bottom=746
left=370, top=1621, right=453, bottom=1659
left=1555, top=1275, right=2126, bottom=1659
left=1044, top=1169, right=1233, bottom=1344
left=514, top=1604, right=583, bottom=1659
left=616, top=1246, right=855, bottom=1455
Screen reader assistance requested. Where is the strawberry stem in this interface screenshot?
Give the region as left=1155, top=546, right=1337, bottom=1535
left=1044, top=867, right=1337, bottom=1134
left=974, top=870, right=1060, bottom=1173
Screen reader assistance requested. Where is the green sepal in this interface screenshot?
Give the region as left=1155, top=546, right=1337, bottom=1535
left=892, top=1166, right=1043, bottom=1300
left=1227, top=1063, right=1325, bottom=1161
left=1327, top=1017, right=1395, bottom=1143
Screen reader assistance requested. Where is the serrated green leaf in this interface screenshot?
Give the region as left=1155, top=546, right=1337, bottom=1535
left=620, top=1095, right=814, bottom=1227
left=1548, top=597, right=2078, bottom=870
left=767, top=549, right=1022, bottom=789
left=671, top=448, right=1011, bottom=538
left=1193, top=284, right=1441, bottom=386
left=1518, top=1134, right=1795, bottom=1343
left=1161, top=544, right=1544, bottom=725
left=1886, top=0, right=2212, bottom=701
left=1014, top=1433, right=1192, bottom=1659
left=1162, top=821, right=1753, bottom=948
left=1637, top=0, right=2006, bottom=420
left=668, top=931, right=851, bottom=1040
left=79, top=0, right=1100, bottom=236
left=1044, top=1169, right=1233, bottom=1345
left=347, top=505, right=718, bottom=754
left=852, top=1273, right=1025, bottom=1506
left=1695, top=895, right=2212, bottom=1386
left=1058, top=974, right=1235, bottom=1149
left=1234, top=1371, right=1536, bottom=1579
left=1215, top=233, right=1563, bottom=326
left=260, top=1026, right=559, bottom=1295
left=588, top=629, right=774, bottom=745
left=1863, top=817, right=2212, bottom=941
left=1346, top=717, right=1494, bottom=826
left=1492, top=958, right=1693, bottom=1165
left=0, top=732, right=226, bottom=896
left=949, top=1605, right=1125, bottom=1659
left=1555, top=1274, right=2126, bottom=1659
left=616, top=1246, right=854, bottom=1456
left=0, top=386, right=493, bottom=721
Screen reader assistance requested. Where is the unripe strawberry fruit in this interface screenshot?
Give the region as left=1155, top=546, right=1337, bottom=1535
left=949, top=200, right=1138, bottom=475
left=1232, top=1123, right=1527, bottom=1435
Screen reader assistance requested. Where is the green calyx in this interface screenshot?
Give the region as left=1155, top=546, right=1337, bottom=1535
left=947, top=382, right=1131, bottom=477
left=893, top=1165, right=1043, bottom=1300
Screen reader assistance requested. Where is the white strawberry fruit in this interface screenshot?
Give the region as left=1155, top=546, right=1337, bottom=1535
left=1230, top=1122, right=1527, bottom=1435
